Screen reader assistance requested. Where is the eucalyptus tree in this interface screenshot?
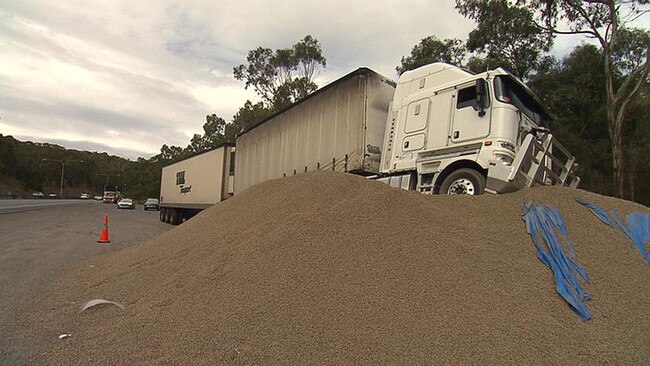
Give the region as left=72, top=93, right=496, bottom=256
left=234, top=35, right=326, bottom=111
left=397, top=36, right=466, bottom=75
left=457, top=0, right=650, bottom=198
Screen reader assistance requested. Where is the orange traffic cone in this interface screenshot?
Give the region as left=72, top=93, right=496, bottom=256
left=98, top=215, right=110, bottom=243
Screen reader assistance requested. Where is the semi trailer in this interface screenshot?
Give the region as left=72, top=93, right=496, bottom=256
left=159, top=144, right=234, bottom=225
left=159, top=62, right=579, bottom=224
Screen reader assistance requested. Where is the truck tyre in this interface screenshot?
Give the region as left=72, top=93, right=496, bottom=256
left=170, top=209, right=179, bottom=225
left=159, top=208, right=164, bottom=222
left=164, top=208, right=172, bottom=224
left=439, top=168, right=486, bottom=195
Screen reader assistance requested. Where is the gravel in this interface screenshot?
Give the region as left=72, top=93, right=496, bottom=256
left=14, top=171, right=650, bottom=364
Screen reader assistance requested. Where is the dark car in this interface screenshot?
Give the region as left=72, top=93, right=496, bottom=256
left=143, top=198, right=159, bottom=211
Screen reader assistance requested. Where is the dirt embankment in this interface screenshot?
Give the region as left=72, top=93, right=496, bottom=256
left=17, top=171, right=650, bottom=364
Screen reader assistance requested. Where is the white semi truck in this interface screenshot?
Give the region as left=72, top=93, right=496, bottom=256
left=160, top=62, right=579, bottom=224
left=235, top=62, right=579, bottom=196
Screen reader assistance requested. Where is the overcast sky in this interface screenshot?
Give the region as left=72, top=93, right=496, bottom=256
left=1, top=1, right=644, bottom=160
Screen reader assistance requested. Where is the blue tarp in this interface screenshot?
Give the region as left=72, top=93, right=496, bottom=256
left=522, top=202, right=591, bottom=321
left=577, top=199, right=650, bottom=267
left=575, top=198, right=615, bottom=227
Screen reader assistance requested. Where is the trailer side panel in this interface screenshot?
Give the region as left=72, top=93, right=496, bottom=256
left=235, top=69, right=395, bottom=194
left=160, top=146, right=232, bottom=208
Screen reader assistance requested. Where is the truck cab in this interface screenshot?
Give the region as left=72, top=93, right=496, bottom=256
left=380, top=63, right=579, bottom=194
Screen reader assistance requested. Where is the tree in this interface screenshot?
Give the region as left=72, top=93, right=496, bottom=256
left=202, top=114, right=227, bottom=146
left=505, top=0, right=649, bottom=198
left=456, top=0, right=550, bottom=80
left=158, top=144, right=184, bottom=162
left=227, top=101, right=272, bottom=141
left=530, top=45, right=612, bottom=194
left=233, top=35, right=326, bottom=110
left=397, top=36, right=466, bottom=75
left=186, top=114, right=230, bottom=154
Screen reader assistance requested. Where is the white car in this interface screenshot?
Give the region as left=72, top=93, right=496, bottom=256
left=117, top=198, right=135, bottom=209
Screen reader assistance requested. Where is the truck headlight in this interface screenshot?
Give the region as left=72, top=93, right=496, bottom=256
left=493, top=153, right=514, bottom=166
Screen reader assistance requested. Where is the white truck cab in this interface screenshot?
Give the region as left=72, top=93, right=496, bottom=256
left=379, top=63, right=579, bottom=195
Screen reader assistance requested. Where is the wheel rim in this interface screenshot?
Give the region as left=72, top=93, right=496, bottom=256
left=446, top=178, right=476, bottom=195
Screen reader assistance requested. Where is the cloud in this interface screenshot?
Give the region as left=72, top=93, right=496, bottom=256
left=1, top=0, right=616, bottom=161
left=0, top=1, right=480, bottom=160
left=11, top=134, right=150, bottom=161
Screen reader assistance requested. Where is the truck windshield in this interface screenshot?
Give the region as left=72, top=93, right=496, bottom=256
left=494, top=75, right=549, bottom=127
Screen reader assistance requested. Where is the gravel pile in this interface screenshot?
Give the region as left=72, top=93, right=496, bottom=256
left=18, top=171, right=650, bottom=364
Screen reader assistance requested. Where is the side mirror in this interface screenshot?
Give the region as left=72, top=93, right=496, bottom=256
left=475, top=79, right=488, bottom=116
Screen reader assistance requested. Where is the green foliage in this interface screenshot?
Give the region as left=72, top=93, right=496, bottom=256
left=621, top=83, right=650, bottom=204
left=512, top=0, right=650, bottom=197
left=230, top=100, right=272, bottom=137
left=612, top=27, right=650, bottom=75
left=456, top=0, right=549, bottom=80
left=186, top=114, right=229, bottom=154
left=0, top=134, right=138, bottom=198
left=396, top=36, right=466, bottom=75
left=157, top=144, right=184, bottom=162
left=529, top=44, right=650, bottom=205
left=530, top=45, right=611, bottom=192
left=233, top=35, right=326, bottom=110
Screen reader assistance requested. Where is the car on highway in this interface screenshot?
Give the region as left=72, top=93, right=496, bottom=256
left=143, top=198, right=159, bottom=211
left=103, top=191, right=118, bottom=203
left=48, top=193, right=57, bottom=199
left=93, top=195, right=102, bottom=201
left=32, top=191, right=45, bottom=199
left=80, top=193, right=91, bottom=199
left=117, top=198, right=135, bottom=209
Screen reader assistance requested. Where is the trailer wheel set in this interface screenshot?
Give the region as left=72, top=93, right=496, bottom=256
left=160, top=207, right=201, bottom=225
left=160, top=207, right=181, bottom=225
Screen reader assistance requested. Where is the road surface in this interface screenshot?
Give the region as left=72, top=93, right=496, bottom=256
left=0, top=199, right=173, bottom=363
left=0, top=199, right=95, bottom=215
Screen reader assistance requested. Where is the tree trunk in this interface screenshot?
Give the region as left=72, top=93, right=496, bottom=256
left=610, top=131, right=625, bottom=199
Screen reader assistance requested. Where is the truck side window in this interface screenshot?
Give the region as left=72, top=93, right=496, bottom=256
left=176, top=171, right=185, bottom=185
left=457, top=86, right=478, bottom=110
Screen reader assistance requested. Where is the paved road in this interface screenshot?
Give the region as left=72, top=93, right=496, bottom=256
left=0, top=200, right=173, bottom=363
left=0, top=199, right=96, bottom=215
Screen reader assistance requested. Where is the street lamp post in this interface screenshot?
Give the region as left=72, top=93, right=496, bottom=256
left=42, top=159, right=83, bottom=198
left=95, top=173, right=121, bottom=193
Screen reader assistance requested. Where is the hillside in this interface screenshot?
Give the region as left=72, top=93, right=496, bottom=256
left=0, top=134, right=161, bottom=200
left=15, top=171, right=649, bottom=364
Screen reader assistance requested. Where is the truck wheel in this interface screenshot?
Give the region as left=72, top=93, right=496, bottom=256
left=439, top=168, right=485, bottom=195
left=159, top=209, right=164, bottom=222
left=164, top=208, right=172, bottom=224
left=170, top=209, right=180, bottom=225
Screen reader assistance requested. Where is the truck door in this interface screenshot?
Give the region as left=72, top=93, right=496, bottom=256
left=401, top=98, right=429, bottom=153
left=450, top=83, right=491, bottom=143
